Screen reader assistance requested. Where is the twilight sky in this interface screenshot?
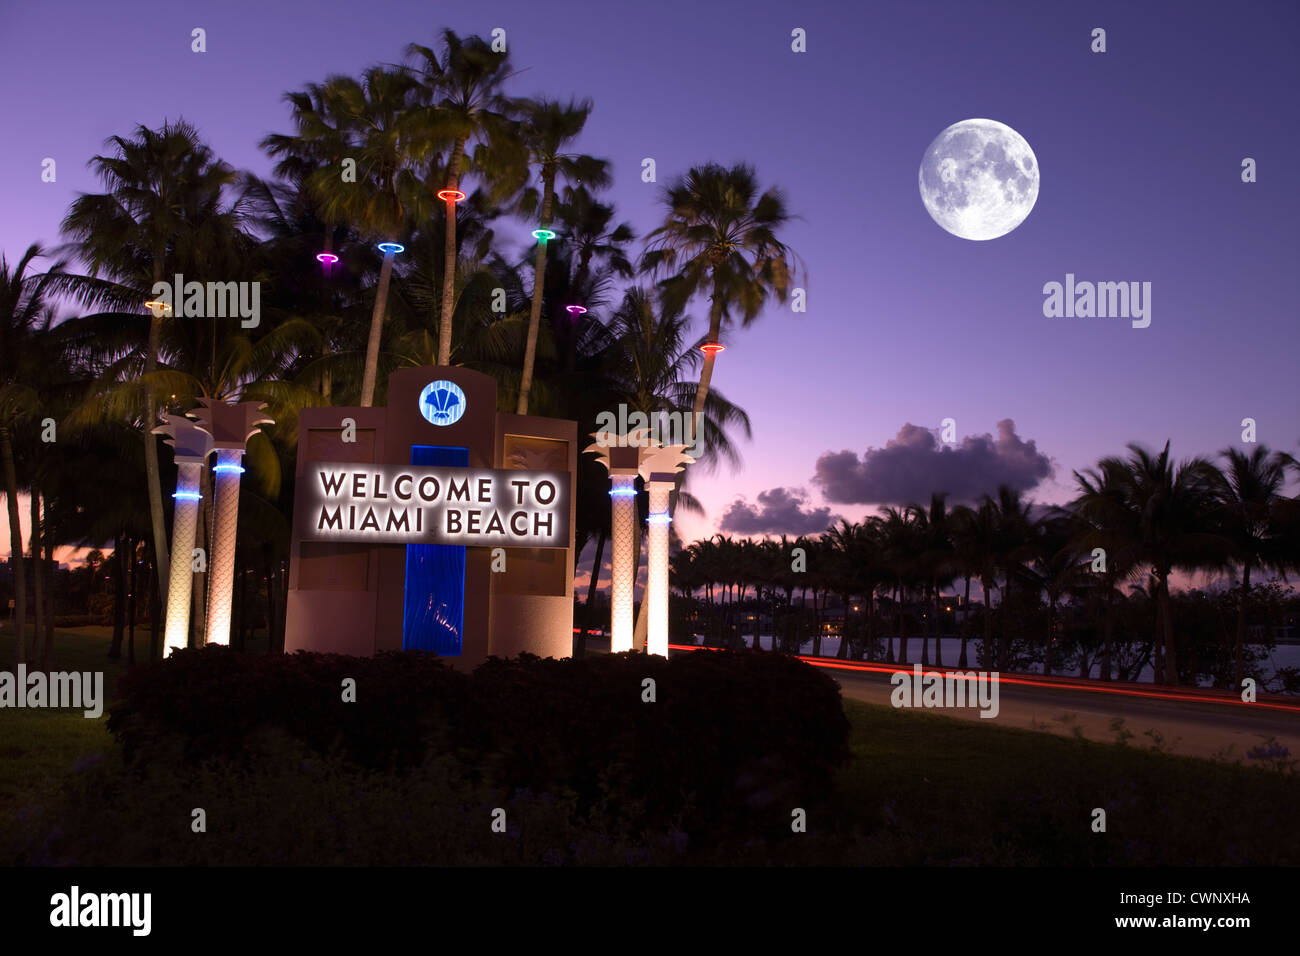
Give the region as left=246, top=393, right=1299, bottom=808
left=2, top=0, right=1297, bottom=559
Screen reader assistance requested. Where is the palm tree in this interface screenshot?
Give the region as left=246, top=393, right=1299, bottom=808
left=879, top=507, right=921, bottom=664
left=1210, top=446, right=1296, bottom=685
left=509, top=97, right=609, bottom=414
left=642, top=163, right=800, bottom=430
left=948, top=505, right=982, bottom=669
left=555, top=184, right=635, bottom=372
left=286, top=68, right=429, bottom=406
left=1087, top=443, right=1224, bottom=684
left=0, top=245, right=68, bottom=662
left=62, top=119, right=240, bottom=597
left=907, top=492, right=955, bottom=667
left=405, top=30, right=517, bottom=368
left=1023, top=510, right=1086, bottom=675
left=987, top=485, right=1036, bottom=673
left=1072, top=459, right=1143, bottom=680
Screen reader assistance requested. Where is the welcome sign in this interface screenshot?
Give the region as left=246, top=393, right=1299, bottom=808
left=301, top=461, right=570, bottom=548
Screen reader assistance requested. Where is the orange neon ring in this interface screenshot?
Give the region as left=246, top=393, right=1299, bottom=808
left=437, top=189, right=467, bottom=202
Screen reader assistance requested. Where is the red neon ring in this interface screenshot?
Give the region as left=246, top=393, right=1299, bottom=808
left=700, top=342, right=726, bottom=354
left=437, top=189, right=466, bottom=202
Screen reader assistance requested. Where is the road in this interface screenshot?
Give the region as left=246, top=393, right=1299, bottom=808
left=666, top=643, right=1300, bottom=762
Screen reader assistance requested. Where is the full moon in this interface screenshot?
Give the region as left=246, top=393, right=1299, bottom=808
left=918, top=119, right=1039, bottom=241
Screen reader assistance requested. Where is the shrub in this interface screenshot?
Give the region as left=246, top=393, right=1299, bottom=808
left=107, top=647, right=468, bottom=770
left=105, top=646, right=851, bottom=842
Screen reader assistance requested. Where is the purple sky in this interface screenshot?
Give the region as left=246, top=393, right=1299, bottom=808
left=2, top=0, right=1298, bottom=561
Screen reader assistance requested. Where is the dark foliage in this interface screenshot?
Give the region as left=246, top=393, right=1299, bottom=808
left=106, top=646, right=851, bottom=838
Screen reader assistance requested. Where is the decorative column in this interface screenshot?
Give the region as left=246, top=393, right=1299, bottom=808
left=644, top=482, right=672, bottom=657
left=585, top=431, right=644, bottom=653
left=639, top=443, right=694, bottom=658
left=609, top=473, right=638, bottom=652
left=189, top=399, right=273, bottom=646
left=585, top=427, right=694, bottom=656
left=152, top=415, right=213, bottom=655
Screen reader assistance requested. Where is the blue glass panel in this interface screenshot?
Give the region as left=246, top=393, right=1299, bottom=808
left=403, top=445, right=468, bottom=654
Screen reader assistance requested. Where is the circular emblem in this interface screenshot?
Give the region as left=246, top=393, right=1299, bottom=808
left=418, top=380, right=467, bottom=426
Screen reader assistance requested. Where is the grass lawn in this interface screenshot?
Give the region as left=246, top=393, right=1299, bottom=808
left=0, top=626, right=126, bottom=825
left=2, top=624, right=1296, bottom=864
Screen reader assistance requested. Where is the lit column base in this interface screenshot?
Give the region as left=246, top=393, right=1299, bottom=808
left=164, top=461, right=204, bottom=654
left=646, top=484, right=672, bottom=657
left=609, top=475, right=637, bottom=652
left=205, top=449, right=244, bottom=645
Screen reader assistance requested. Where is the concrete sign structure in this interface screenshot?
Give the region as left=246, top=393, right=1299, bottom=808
left=284, top=366, right=578, bottom=668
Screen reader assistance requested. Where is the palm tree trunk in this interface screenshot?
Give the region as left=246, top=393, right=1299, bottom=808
left=865, top=586, right=875, bottom=661
left=1151, top=587, right=1163, bottom=683
left=1101, top=584, right=1114, bottom=681
left=811, top=588, right=822, bottom=657
left=264, top=548, right=277, bottom=653
left=566, top=248, right=595, bottom=374
left=437, top=138, right=467, bottom=367
left=1, top=426, right=26, bottom=664
left=981, top=577, right=992, bottom=670
left=921, top=581, right=931, bottom=666
left=999, top=578, right=1012, bottom=673
left=577, top=527, right=606, bottom=657
left=143, top=304, right=169, bottom=602
left=1159, top=573, right=1178, bottom=685
left=1045, top=595, right=1057, bottom=676
left=770, top=589, right=778, bottom=653
left=959, top=575, right=971, bottom=668
left=30, top=488, right=44, bottom=666
left=690, top=285, right=726, bottom=422
left=109, top=535, right=125, bottom=659
left=145, top=546, right=159, bottom=662
left=517, top=171, right=556, bottom=415
left=885, top=584, right=896, bottom=663
left=897, top=585, right=908, bottom=665
left=126, top=539, right=137, bottom=665
left=41, top=534, right=55, bottom=672
left=1233, top=562, right=1251, bottom=686
left=934, top=579, right=944, bottom=667
left=360, top=251, right=396, bottom=406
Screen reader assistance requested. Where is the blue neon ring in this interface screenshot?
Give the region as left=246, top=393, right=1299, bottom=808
left=213, top=464, right=245, bottom=474
left=377, top=242, right=405, bottom=254
left=172, top=491, right=202, bottom=500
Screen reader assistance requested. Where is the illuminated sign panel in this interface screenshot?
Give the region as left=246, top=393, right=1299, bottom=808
left=301, top=461, right=569, bottom=548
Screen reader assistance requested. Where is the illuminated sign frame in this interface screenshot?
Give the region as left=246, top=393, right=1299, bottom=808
left=301, top=461, right=570, bottom=548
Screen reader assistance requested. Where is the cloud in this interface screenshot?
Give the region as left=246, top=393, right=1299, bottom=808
left=812, top=418, right=1052, bottom=505
left=719, top=486, right=837, bottom=535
